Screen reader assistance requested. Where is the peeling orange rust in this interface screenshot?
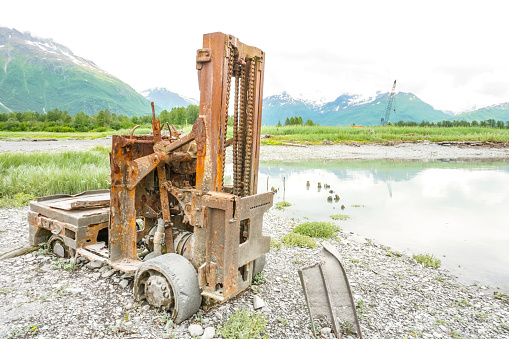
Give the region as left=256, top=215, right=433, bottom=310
left=27, top=33, right=272, bottom=313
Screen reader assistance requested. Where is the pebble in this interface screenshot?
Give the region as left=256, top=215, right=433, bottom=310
left=188, top=324, right=203, bottom=336
left=201, top=326, right=215, bottom=339
left=101, top=269, right=116, bottom=278
left=86, top=261, right=103, bottom=269
left=253, top=295, right=266, bottom=310
left=119, top=279, right=129, bottom=288
left=320, top=327, right=332, bottom=336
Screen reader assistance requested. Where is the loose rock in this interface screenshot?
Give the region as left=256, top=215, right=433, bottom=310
left=188, top=323, right=204, bottom=336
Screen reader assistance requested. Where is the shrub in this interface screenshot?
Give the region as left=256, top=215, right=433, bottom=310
left=219, top=309, right=268, bottom=339
left=281, top=233, right=316, bottom=248
left=293, top=221, right=340, bottom=239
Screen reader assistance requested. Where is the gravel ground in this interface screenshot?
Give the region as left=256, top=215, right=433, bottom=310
left=0, top=141, right=508, bottom=338
left=0, top=209, right=508, bottom=339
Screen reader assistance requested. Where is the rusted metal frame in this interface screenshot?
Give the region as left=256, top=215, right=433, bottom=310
left=195, top=33, right=228, bottom=192
left=153, top=117, right=204, bottom=155
left=161, top=182, right=203, bottom=228
left=249, top=54, right=265, bottom=195
left=220, top=43, right=234, bottom=191
left=109, top=135, right=138, bottom=263
left=127, top=151, right=167, bottom=190
left=151, top=102, right=162, bottom=143
left=198, top=192, right=240, bottom=301
left=234, top=41, right=265, bottom=196
left=237, top=192, right=272, bottom=267
left=157, top=163, right=174, bottom=253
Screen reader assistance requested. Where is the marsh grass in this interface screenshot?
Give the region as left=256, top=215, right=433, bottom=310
left=413, top=253, right=442, bottom=268
left=0, top=146, right=110, bottom=207
left=330, top=214, right=350, bottom=220
left=274, top=201, right=291, bottom=210
left=281, top=233, right=317, bottom=248
left=260, top=125, right=509, bottom=144
left=293, top=221, right=340, bottom=239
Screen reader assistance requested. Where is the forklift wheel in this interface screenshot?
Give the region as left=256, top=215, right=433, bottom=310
left=133, top=253, right=201, bottom=324
left=47, top=235, right=75, bottom=258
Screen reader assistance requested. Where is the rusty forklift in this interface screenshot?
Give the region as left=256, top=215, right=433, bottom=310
left=27, top=32, right=272, bottom=323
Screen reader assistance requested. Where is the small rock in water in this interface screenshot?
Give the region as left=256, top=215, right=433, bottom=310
left=253, top=295, right=266, bottom=309
left=188, top=324, right=204, bottom=336
left=201, top=327, right=215, bottom=339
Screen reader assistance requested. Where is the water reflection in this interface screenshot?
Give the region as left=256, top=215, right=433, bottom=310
left=256, top=160, right=509, bottom=292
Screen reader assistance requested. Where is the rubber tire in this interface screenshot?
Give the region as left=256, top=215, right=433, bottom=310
left=134, top=253, right=201, bottom=324
left=253, top=254, right=266, bottom=277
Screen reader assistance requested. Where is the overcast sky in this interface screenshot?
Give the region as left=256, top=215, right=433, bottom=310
left=2, top=0, right=508, bottom=112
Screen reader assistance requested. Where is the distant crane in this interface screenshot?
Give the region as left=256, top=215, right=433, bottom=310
left=381, top=80, right=396, bottom=126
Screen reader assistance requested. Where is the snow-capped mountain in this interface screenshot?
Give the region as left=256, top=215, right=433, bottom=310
left=261, top=91, right=449, bottom=126
left=140, top=88, right=198, bottom=111
left=0, top=27, right=151, bottom=115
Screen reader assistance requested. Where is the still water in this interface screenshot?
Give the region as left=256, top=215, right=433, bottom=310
left=251, top=160, right=509, bottom=292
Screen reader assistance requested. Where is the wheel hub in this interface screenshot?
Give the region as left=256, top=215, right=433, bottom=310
left=144, top=275, right=173, bottom=310
left=52, top=241, right=66, bottom=258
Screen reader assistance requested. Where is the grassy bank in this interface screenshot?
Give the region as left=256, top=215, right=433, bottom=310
left=260, top=125, right=509, bottom=144
left=2, top=125, right=509, bottom=144
left=0, top=146, right=110, bottom=208
left=0, top=128, right=152, bottom=140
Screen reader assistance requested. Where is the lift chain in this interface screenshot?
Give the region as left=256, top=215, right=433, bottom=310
left=236, top=62, right=246, bottom=195
left=233, top=67, right=240, bottom=196
left=243, top=58, right=255, bottom=197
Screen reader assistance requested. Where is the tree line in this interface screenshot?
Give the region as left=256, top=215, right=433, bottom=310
left=276, top=116, right=317, bottom=127
left=391, top=119, right=509, bottom=128
left=0, top=105, right=200, bottom=132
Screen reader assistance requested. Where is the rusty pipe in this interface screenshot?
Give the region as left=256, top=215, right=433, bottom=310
left=152, top=218, right=165, bottom=258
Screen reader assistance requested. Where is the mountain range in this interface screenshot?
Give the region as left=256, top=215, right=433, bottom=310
left=1, top=26, right=508, bottom=125
left=0, top=27, right=151, bottom=116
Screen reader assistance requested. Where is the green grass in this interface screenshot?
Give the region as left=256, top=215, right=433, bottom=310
left=0, top=128, right=152, bottom=140
left=252, top=272, right=266, bottom=285
left=494, top=292, right=509, bottom=304
left=281, top=233, right=317, bottom=248
left=270, top=238, right=281, bottom=250
left=413, top=253, right=442, bottom=268
left=260, top=125, right=509, bottom=144
left=330, top=214, right=350, bottom=220
left=293, top=221, right=340, bottom=238
left=0, top=146, right=110, bottom=207
left=274, top=201, right=291, bottom=210
left=219, top=309, right=268, bottom=339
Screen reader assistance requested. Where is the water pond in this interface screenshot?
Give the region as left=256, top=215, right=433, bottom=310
left=253, top=159, right=509, bottom=292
